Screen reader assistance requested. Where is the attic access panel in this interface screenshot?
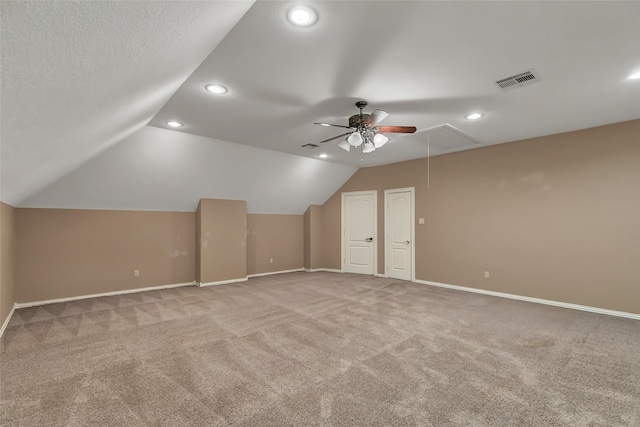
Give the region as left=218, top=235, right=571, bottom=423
left=421, top=124, right=480, bottom=154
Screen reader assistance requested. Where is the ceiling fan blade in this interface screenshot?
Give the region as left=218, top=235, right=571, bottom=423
left=363, top=109, right=389, bottom=126
left=318, top=132, right=353, bottom=144
left=314, top=122, right=353, bottom=129
left=377, top=126, right=417, bottom=134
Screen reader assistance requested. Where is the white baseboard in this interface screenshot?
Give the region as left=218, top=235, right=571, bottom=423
left=247, top=268, right=304, bottom=278
left=304, top=268, right=343, bottom=273
left=0, top=303, right=17, bottom=338
left=4, top=272, right=634, bottom=341
left=414, top=279, right=640, bottom=321
left=304, top=269, right=383, bottom=277
left=196, top=277, right=248, bottom=287
left=14, top=281, right=196, bottom=310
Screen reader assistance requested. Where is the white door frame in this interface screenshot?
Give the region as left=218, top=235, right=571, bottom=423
left=341, top=190, right=378, bottom=275
left=384, top=187, right=415, bottom=281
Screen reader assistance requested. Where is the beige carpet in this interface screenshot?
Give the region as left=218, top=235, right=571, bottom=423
left=1, top=272, right=638, bottom=426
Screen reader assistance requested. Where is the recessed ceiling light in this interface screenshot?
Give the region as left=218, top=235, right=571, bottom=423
left=628, top=72, right=640, bottom=80
left=318, top=153, right=329, bottom=158
left=465, top=113, right=483, bottom=120
left=166, top=121, right=183, bottom=128
left=205, top=84, right=228, bottom=94
left=288, top=6, right=316, bottom=27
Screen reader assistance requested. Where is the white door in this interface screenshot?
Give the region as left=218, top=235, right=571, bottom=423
left=385, top=188, right=414, bottom=281
left=342, top=191, right=376, bottom=275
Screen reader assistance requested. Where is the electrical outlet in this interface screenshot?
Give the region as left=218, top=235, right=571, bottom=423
left=269, top=258, right=274, bottom=264
left=134, top=269, right=140, bottom=277
left=484, top=271, right=490, bottom=279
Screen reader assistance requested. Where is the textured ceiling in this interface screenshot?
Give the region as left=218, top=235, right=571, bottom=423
left=0, top=1, right=254, bottom=205
left=2, top=1, right=639, bottom=213
left=20, top=127, right=357, bottom=214
left=150, top=1, right=640, bottom=166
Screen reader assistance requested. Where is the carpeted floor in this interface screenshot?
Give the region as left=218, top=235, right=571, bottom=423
left=1, top=271, right=638, bottom=426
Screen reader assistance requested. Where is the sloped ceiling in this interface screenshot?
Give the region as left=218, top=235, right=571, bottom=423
left=0, top=1, right=254, bottom=205
left=20, top=127, right=356, bottom=214
left=149, top=1, right=640, bottom=166
left=2, top=1, right=639, bottom=213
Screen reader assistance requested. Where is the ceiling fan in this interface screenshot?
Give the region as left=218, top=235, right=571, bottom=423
left=313, top=101, right=417, bottom=153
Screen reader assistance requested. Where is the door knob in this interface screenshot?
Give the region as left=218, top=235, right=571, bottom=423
left=365, top=237, right=373, bottom=241
left=404, top=240, right=410, bottom=245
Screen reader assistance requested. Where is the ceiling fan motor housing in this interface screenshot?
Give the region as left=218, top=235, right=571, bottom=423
left=349, top=113, right=371, bottom=128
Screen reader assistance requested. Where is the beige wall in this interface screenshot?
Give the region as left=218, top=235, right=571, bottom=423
left=195, top=202, right=202, bottom=284
left=307, top=205, right=325, bottom=270
left=197, top=199, right=247, bottom=283
left=247, top=214, right=303, bottom=275
left=16, top=208, right=195, bottom=302
left=304, top=205, right=325, bottom=270
left=322, top=119, right=640, bottom=314
left=5, top=120, right=638, bottom=315
left=11, top=200, right=302, bottom=304
left=304, top=208, right=311, bottom=269
left=1, top=202, right=16, bottom=327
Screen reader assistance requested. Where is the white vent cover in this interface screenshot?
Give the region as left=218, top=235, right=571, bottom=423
left=495, top=69, right=541, bottom=90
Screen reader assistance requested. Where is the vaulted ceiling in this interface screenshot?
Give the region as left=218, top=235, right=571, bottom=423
left=2, top=1, right=639, bottom=213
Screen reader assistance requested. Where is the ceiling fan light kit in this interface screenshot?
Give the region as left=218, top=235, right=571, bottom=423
left=373, top=133, right=389, bottom=148
left=362, top=141, right=376, bottom=153
left=347, top=131, right=363, bottom=147
left=313, top=101, right=416, bottom=155
left=338, top=140, right=351, bottom=152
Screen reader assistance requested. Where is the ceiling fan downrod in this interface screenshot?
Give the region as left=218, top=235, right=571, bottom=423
left=356, top=100, right=366, bottom=128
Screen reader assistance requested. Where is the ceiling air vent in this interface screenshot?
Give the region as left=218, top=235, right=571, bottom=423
left=301, top=143, right=319, bottom=149
left=495, top=69, right=541, bottom=90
